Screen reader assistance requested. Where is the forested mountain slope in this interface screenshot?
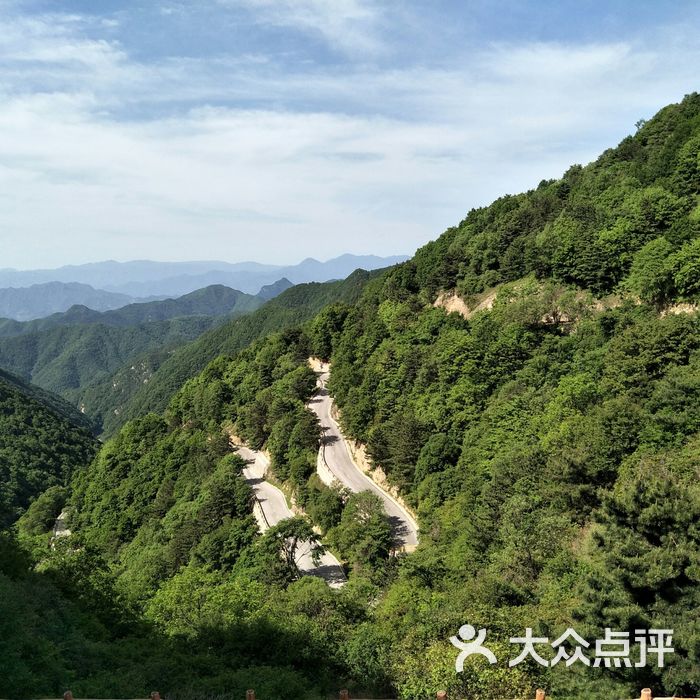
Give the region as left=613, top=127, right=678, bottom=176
left=0, top=367, right=94, bottom=432
left=321, top=92, right=700, bottom=697
left=107, top=269, right=382, bottom=434
left=0, top=369, right=97, bottom=526
left=0, top=286, right=269, bottom=430
left=0, top=316, right=215, bottom=399
left=4, top=94, right=700, bottom=700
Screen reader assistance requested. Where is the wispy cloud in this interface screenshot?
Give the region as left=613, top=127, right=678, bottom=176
left=0, top=4, right=698, bottom=268
left=0, top=13, right=121, bottom=65
left=234, top=0, right=385, bottom=55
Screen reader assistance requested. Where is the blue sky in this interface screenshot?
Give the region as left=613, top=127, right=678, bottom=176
left=1, top=0, right=699, bottom=268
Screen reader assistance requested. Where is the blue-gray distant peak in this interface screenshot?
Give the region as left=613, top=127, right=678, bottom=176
left=0, top=283, right=134, bottom=322
left=0, top=255, right=409, bottom=299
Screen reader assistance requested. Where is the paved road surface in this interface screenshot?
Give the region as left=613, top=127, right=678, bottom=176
left=238, top=445, right=289, bottom=528
left=236, top=444, right=347, bottom=587
left=308, top=366, right=419, bottom=550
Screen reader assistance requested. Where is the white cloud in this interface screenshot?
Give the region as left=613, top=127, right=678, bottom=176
left=0, top=8, right=698, bottom=268
left=235, top=0, right=385, bottom=55
left=0, top=14, right=122, bottom=65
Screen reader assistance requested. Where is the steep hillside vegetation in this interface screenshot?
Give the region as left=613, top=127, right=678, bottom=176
left=108, top=269, right=381, bottom=434
left=0, top=317, right=215, bottom=398
left=408, top=95, right=700, bottom=302
left=0, top=369, right=97, bottom=526
left=44, top=326, right=391, bottom=700
left=322, top=93, right=700, bottom=698
left=0, top=367, right=94, bottom=432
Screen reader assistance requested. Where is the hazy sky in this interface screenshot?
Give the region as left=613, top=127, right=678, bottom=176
left=1, top=0, right=699, bottom=269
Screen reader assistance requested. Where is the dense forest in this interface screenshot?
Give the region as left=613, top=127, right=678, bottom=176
left=0, top=316, right=215, bottom=398
left=0, top=368, right=96, bottom=526
left=2, top=94, right=700, bottom=699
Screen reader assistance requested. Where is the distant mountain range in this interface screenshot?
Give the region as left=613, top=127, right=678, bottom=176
left=0, top=259, right=279, bottom=289
left=0, top=254, right=409, bottom=301
left=0, top=282, right=142, bottom=322
left=0, top=282, right=292, bottom=403
left=0, top=284, right=275, bottom=336
left=117, top=254, right=407, bottom=297
left=0, top=254, right=406, bottom=434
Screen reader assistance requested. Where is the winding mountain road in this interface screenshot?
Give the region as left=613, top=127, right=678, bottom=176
left=236, top=444, right=347, bottom=588
left=308, top=363, right=419, bottom=551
